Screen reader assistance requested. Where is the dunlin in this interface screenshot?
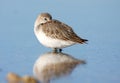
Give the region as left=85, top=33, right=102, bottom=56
left=34, top=13, right=88, bottom=52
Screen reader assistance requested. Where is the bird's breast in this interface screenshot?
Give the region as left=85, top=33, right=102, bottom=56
left=34, top=28, right=75, bottom=48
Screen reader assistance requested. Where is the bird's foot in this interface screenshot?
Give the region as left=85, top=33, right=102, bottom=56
left=52, top=48, right=58, bottom=53
left=52, top=48, right=62, bottom=53
left=59, top=49, right=62, bottom=52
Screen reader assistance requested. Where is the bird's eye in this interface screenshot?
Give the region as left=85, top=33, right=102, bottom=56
left=44, top=18, right=47, bottom=20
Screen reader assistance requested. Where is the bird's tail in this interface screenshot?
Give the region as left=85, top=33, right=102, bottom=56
left=79, top=39, right=88, bottom=44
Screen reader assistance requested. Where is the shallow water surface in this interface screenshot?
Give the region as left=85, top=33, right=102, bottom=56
left=0, top=0, right=120, bottom=83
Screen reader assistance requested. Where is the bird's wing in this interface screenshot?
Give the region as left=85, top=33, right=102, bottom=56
left=41, top=20, right=88, bottom=44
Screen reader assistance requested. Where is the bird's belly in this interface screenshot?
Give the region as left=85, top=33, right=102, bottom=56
left=35, top=30, right=75, bottom=48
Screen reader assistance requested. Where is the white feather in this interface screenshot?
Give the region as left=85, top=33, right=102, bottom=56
left=34, top=27, right=75, bottom=48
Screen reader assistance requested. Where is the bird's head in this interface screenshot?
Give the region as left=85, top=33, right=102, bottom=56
left=34, top=13, right=52, bottom=27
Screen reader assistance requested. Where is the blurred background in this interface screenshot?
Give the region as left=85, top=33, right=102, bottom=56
left=0, top=0, right=120, bottom=83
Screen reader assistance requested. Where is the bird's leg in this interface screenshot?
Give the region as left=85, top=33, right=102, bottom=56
left=59, top=49, right=62, bottom=52
left=52, top=48, right=58, bottom=53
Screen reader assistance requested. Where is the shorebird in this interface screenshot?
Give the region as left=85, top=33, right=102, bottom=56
left=34, top=13, right=88, bottom=52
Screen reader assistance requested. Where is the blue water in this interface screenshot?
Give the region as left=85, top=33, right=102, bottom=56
left=0, top=0, right=120, bottom=83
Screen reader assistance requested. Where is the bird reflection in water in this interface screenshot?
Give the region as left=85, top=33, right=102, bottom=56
left=33, top=52, right=85, bottom=83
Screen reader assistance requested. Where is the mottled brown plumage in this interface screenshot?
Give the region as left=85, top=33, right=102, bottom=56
left=39, top=20, right=88, bottom=44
